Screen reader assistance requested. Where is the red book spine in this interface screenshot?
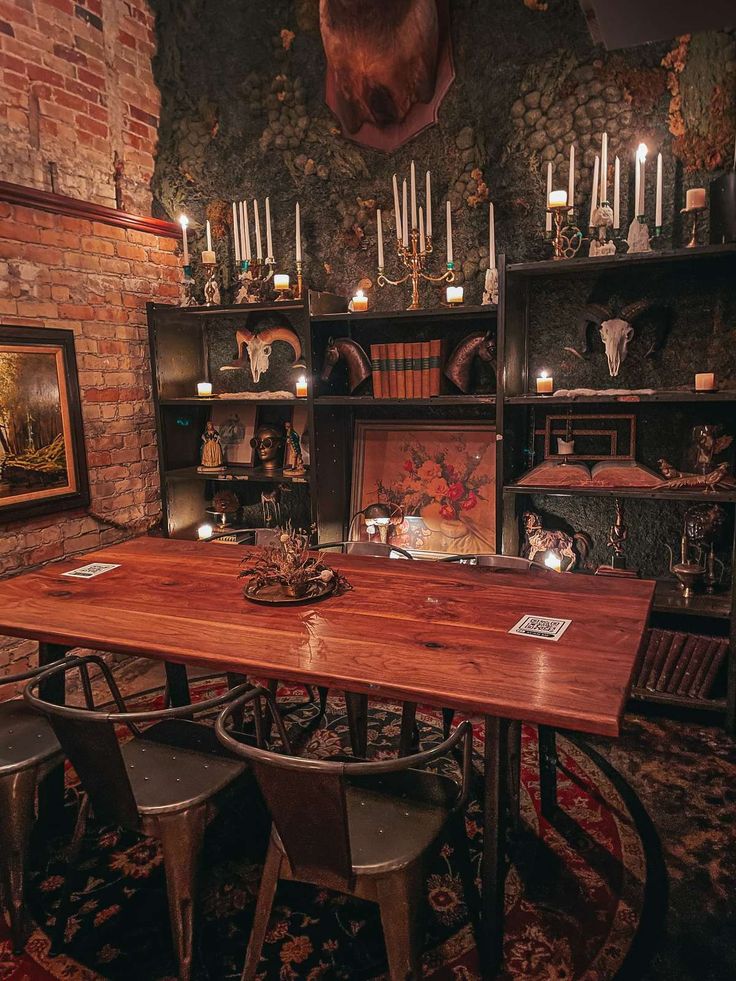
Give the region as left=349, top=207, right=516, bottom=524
left=370, top=343, right=383, bottom=398
left=396, top=342, right=406, bottom=399
left=429, top=338, right=441, bottom=396
left=421, top=341, right=431, bottom=398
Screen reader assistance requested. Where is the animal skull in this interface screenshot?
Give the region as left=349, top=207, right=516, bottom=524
left=599, top=319, right=634, bottom=377
left=220, top=326, right=302, bottom=384
left=244, top=334, right=272, bottom=384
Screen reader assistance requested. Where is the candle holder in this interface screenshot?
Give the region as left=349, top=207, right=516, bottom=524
left=482, top=266, right=499, bottom=305
left=588, top=203, right=617, bottom=257
left=233, top=258, right=276, bottom=304
left=179, top=264, right=198, bottom=307
left=681, top=205, right=705, bottom=249
left=203, top=263, right=221, bottom=306
left=547, top=205, right=583, bottom=260
left=378, top=228, right=454, bottom=310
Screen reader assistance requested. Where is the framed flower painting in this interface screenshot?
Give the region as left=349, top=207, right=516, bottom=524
left=351, top=420, right=496, bottom=556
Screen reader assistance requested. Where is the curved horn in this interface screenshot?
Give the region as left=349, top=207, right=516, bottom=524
left=578, top=303, right=610, bottom=354
left=256, top=326, right=302, bottom=362
left=620, top=299, right=651, bottom=323
left=220, top=327, right=256, bottom=371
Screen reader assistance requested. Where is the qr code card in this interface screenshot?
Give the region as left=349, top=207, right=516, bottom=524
left=509, top=614, right=571, bottom=641
left=62, top=563, right=120, bottom=579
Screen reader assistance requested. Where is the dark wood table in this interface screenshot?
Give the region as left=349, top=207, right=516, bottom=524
left=0, top=538, right=654, bottom=974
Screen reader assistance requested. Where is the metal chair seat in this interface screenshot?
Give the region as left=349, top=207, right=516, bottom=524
left=0, top=699, right=62, bottom=774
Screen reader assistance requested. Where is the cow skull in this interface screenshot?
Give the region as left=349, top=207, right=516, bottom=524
left=220, top=326, right=302, bottom=384
left=599, top=319, right=634, bottom=378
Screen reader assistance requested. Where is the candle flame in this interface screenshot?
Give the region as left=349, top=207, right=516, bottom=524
left=297, top=375, right=307, bottom=386
left=637, top=143, right=648, bottom=164
left=179, top=214, right=189, bottom=228
left=544, top=553, right=562, bottom=571
left=356, top=289, right=365, bottom=299
left=540, top=370, right=548, bottom=379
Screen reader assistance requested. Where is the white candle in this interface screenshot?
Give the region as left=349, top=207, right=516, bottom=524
left=655, top=153, right=663, bottom=227
left=489, top=201, right=496, bottom=269
left=179, top=214, right=189, bottom=264
left=545, top=162, right=553, bottom=232
left=425, top=170, right=432, bottom=237
left=446, top=285, right=463, bottom=304
left=613, top=156, right=620, bottom=229
left=351, top=289, right=368, bottom=312
left=634, top=152, right=640, bottom=221
left=392, top=173, right=402, bottom=241
left=377, top=208, right=384, bottom=268
left=686, top=188, right=706, bottom=210
left=410, top=160, right=417, bottom=230
left=253, top=199, right=262, bottom=259
left=637, top=143, right=647, bottom=216
left=265, top=196, right=274, bottom=259
left=419, top=206, right=425, bottom=252
left=446, top=200, right=453, bottom=263
left=205, top=219, right=212, bottom=253
left=232, top=202, right=240, bottom=263
left=600, top=131, right=608, bottom=203
left=694, top=372, right=716, bottom=391
left=589, top=155, right=599, bottom=228
left=274, top=274, right=290, bottom=290
left=548, top=190, right=568, bottom=208
left=536, top=372, right=553, bottom=394
left=197, top=381, right=212, bottom=397
left=239, top=201, right=249, bottom=260
left=295, top=202, right=302, bottom=263
left=402, top=179, right=408, bottom=247
left=295, top=375, right=308, bottom=397
left=567, top=144, right=575, bottom=213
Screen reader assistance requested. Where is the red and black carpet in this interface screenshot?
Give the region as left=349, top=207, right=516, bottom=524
left=1, top=682, right=665, bottom=980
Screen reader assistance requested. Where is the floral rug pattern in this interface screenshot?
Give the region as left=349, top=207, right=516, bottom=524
left=0, top=684, right=663, bottom=980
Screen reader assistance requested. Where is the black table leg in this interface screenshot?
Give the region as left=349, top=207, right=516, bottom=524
left=345, top=692, right=368, bottom=758
left=37, top=643, right=69, bottom=832
left=480, top=714, right=510, bottom=976
left=165, top=662, right=192, bottom=707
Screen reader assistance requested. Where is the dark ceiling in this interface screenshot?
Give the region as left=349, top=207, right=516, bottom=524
left=579, top=0, right=735, bottom=49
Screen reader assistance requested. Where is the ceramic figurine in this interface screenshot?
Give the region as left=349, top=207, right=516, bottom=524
left=198, top=421, right=225, bottom=472
left=626, top=217, right=651, bottom=253
left=522, top=511, right=591, bottom=570
left=320, top=337, right=372, bottom=394
left=283, top=420, right=306, bottom=476
left=482, top=266, right=499, bottom=306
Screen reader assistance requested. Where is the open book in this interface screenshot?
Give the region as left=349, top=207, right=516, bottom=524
left=516, top=460, right=661, bottom=488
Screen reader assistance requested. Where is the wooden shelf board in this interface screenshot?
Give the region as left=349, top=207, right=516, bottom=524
left=504, top=484, right=736, bottom=503
left=159, top=396, right=303, bottom=407
left=150, top=300, right=305, bottom=317
left=310, top=304, right=496, bottom=324
left=164, top=466, right=310, bottom=485
left=507, top=243, right=736, bottom=278
left=653, top=580, right=732, bottom=619
left=630, top=688, right=727, bottom=712
left=315, top=394, right=496, bottom=406
left=506, top=390, right=736, bottom=405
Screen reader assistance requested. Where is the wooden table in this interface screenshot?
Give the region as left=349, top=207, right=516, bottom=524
left=0, top=538, right=654, bottom=973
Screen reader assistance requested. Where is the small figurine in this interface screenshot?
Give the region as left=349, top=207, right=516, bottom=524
left=626, top=217, right=651, bottom=254
left=283, top=420, right=306, bottom=476
left=690, top=425, right=733, bottom=475
left=589, top=204, right=616, bottom=257
left=198, top=420, right=225, bottom=472
left=522, top=511, right=591, bottom=570
left=482, top=266, right=499, bottom=306
left=656, top=459, right=736, bottom=493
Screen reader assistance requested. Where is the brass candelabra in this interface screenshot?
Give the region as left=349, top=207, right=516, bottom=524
left=377, top=228, right=454, bottom=310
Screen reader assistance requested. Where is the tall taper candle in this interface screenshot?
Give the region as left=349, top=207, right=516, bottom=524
left=402, top=179, right=409, bottom=247
left=425, top=170, right=432, bottom=237
left=295, top=202, right=302, bottom=263
left=419, top=206, right=425, bottom=253
left=613, top=156, right=620, bottom=229
left=589, top=155, right=599, bottom=228
left=489, top=202, right=496, bottom=269
left=242, top=200, right=251, bottom=260
left=655, top=152, right=663, bottom=227
left=179, top=214, right=189, bottom=264
left=410, top=160, right=417, bottom=230
left=232, top=202, right=240, bottom=263
left=392, top=174, right=402, bottom=241
left=637, top=143, right=647, bottom=216
left=265, top=197, right=273, bottom=259
left=600, top=131, right=608, bottom=203
left=446, top=200, right=453, bottom=263
left=206, top=219, right=212, bottom=252
left=253, top=199, right=262, bottom=259
left=568, top=144, right=575, bottom=213
left=545, top=162, right=553, bottom=232
left=377, top=208, right=384, bottom=268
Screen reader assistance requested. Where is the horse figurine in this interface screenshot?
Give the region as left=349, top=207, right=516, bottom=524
left=444, top=330, right=496, bottom=394
left=320, top=337, right=372, bottom=393
left=522, top=511, right=591, bottom=570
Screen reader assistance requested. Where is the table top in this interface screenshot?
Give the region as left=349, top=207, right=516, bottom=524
left=0, top=538, right=655, bottom=736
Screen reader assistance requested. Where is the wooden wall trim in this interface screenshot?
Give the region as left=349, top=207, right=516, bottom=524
left=0, top=180, right=181, bottom=240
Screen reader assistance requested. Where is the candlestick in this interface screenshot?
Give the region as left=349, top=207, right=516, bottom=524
left=425, top=170, right=432, bottom=237
left=600, top=131, right=608, bottom=203
left=695, top=372, right=716, bottom=392
left=589, top=155, right=599, bottom=228
left=179, top=214, right=189, bottom=264
left=446, top=200, right=453, bottom=263
left=545, top=162, right=553, bottom=233
left=681, top=195, right=706, bottom=248
left=410, top=160, right=417, bottom=230
left=392, top=174, right=402, bottom=241
left=548, top=198, right=582, bottom=260
left=536, top=372, right=553, bottom=394
left=295, top=375, right=308, bottom=398
left=202, top=262, right=220, bottom=306
left=205, top=219, right=212, bottom=253
left=265, top=197, right=274, bottom=260
left=295, top=202, right=302, bottom=263
left=637, top=143, right=647, bottom=216
left=419, top=206, right=426, bottom=253
left=351, top=289, right=368, bottom=312
left=402, top=179, right=409, bottom=247
left=446, top=286, right=463, bottom=305
left=655, top=152, right=663, bottom=228
left=488, top=201, right=496, bottom=269
left=613, top=157, right=620, bottom=229
left=253, top=199, right=262, bottom=259
left=377, top=208, right=384, bottom=269
left=568, top=144, right=575, bottom=214
left=197, top=381, right=212, bottom=397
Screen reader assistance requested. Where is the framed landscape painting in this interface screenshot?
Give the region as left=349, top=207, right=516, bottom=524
left=0, top=325, right=89, bottom=522
left=351, top=420, right=496, bottom=556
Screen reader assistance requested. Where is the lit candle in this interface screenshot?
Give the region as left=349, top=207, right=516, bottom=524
left=544, top=553, right=562, bottom=572
left=686, top=188, right=706, bottom=210
left=634, top=150, right=640, bottom=220
left=446, top=285, right=464, bottom=304
left=655, top=153, right=663, bottom=227
left=425, top=170, right=432, bottom=237
left=446, top=200, right=453, bottom=263
left=410, top=160, right=417, bottom=230
left=567, top=144, right=575, bottom=213
left=295, top=375, right=308, bottom=398
left=402, top=179, right=409, bottom=247
left=695, top=372, right=716, bottom=392
left=295, top=202, right=302, bottom=263
left=392, top=174, right=402, bottom=241
left=419, top=206, right=426, bottom=253
left=536, top=371, right=553, bottom=394
left=198, top=523, right=214, bottom=540
left=545, top=162, right=553, bottom=233
left=637, top=143, right=647, bottom=216
left=206, top=219, right=212, bottom=252
left=253, top=199, right=262, bottom=259
left=179, top=214, right=189, bottom=264
left=232, top=202, right=240, bottom=263
left=613, top=156, right=620, bottom=229
left=201, top=218, right=215, bottom=265
left=489, top=201, right=496, bottom=269
left=274, top=273, right=290, bottom=290
left=548, top=190, right=568, bottom=208
left=197, top=381, right=212, bottom=397
left=589, top=155, right=599, bottom=228
left=600, top=131, right=608, bottom=203
left=265, top=196, right=274, bottom=260
left=352, top=289, right=368, bottom=312
left=377, top=208, right=384, bottom=268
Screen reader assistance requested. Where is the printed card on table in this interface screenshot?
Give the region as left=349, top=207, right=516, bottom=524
left=509, top=614, right=571, bottom=642
left=62, top=563, right=120, bottom=579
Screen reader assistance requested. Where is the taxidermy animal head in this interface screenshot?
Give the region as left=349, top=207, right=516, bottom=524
left=319, top=0, right=439, bottom=133
left=221, top=325, right=302, bottom=384
left=321, top=337, right=372, bottom=393
left=578, top=298, right=670, bottom=378
left=444, top=331, right=496, bottom=394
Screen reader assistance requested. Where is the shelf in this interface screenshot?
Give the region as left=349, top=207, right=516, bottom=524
left=507, top=243, right=736, bottom=278
left=159, top=396, right=303, bottom=407
left=630, top=688, right=727, bottom=713
left=310, top=304, right=496, bottom=324
left=506, top=390, right=736, bottom=405
left=653, top=580, right=732, bottom=620
left=504, top=484, right=736, bottom=503
left=150, top=300, right=305, bottom=317
left=164, top=466, right=310, bottom=485
left=315, top=394, right=496, bottom=406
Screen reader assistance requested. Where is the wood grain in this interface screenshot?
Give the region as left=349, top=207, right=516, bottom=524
left=0, top=538, right=654, bottom=736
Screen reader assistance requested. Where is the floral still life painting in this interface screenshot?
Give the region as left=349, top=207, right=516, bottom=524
left=352, top=421, right=495, bottom=555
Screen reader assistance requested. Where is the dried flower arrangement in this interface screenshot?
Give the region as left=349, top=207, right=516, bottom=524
left=239, top=525, right=352, bottom=601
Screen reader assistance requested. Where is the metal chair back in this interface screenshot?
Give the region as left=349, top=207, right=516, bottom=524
left=437, top=553, right=556, bottom=572
left=317, top=540, right=414, bottom=560
left=216, top=687, right=471, bottom=890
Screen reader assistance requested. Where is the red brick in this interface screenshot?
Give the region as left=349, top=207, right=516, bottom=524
left=53, top=41, right=87, bottom=65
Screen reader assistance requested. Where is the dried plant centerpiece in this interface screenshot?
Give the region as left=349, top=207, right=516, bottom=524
left=240, top=526, right=351, bottom=604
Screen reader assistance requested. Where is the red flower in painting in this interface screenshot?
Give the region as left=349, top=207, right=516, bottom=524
left=460, top=492, right=478, bottom=511
left=403, top=459, right=414, bottom=472
left=447, top=481, right=465, bottom=502
left=439, top=504, right=456, bottom=519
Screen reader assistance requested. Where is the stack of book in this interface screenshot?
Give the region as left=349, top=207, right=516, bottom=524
left=370, top=340, right=442, bottom=398
left=634, top=627, right=729, bottom=699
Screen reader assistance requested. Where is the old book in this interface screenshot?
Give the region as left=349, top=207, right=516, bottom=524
left=675, top=636, right=711, bottom=696
left=396, top=342, right=406, bottom=399
left=411, top=342, right=423, bottom=397
left=386, top=342, right=397, bottom=398
left=421, top=341, right=431, bottom=398
left=636, top=628, right=661, bottom=688
left=667, top=634, right=702, bottom=693
left=697, top=638, right=728, bottom=698
left=429, top=338, right=442, bottom=396
left=405, top=342, right=414, bottom=399
left=655, top=631, right=687, bottom=691
left=370, top=343, right=383, bottom=398
left=644, top=630, right=671, bottom=689
left=516, top=460, right=661, bottom=488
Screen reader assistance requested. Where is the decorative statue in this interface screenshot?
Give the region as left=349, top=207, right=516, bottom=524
left=482, top=266, right=499, bottom=306
left=283, top=420, right=306, bottom=476
left=444, top=330, right=496, bottom=394
left=220, top=323, right=302, bottom=383
left=578, top=297, right=670, bottom=377
left=250, top=424, right=284, bottom=472
left=320, top=337, right=372, bottom=394
left=690, top=425, right=732, bottom=475
left=656, top=459, right=735, bottom=493
left=626, top=217, right=651, bottom=254
left=260, top=486, right=282, bottom=527
left=198, top=421, right=225, bottom=472
left=607, top=498, right=628, bottom=561
left=685, top=503, right=727, bottom=594
left=522, top=511, right=591, bottom=570
left=589, top=204, right=616, bottom=257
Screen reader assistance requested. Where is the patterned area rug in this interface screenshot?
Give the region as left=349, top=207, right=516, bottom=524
left=1, top=682, right=664, bottom=980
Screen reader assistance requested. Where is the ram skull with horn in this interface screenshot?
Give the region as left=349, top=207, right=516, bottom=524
left=220, top=324, right=303, bottom=384
left=577, top=297, right=670, bottom=378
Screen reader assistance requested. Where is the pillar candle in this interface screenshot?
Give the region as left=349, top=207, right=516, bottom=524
left=197, top=381, right=212, bottom=397
left=549, top=190, right=567, bottom=208
left=179, top=214, right=189, bottom=264
left=600, top=131, right=608, bottom=203
left=402, top=179, right=409, bottom=247
left=446, top=286, right=463, bottom=304
left=351, top=290, right=368, bottom=312
left=295, top=376, right=308, bottom=397
left=545, top=162, right=553, bottom=233
left=205, top=219, right=212, bottom=253
left=655, top=153, right=663, bottom=227
left=489, top=201, right=496, bottom=269
left=536, top=372, right=553, bottom=394
left=425, top=170, right=432, bottom=237
left=265, top=197, right=274, bottom=259
left=695, top=372, right=716, bottom=391
left=392, top=174, right=402, bottom=241
left=686, top=188, right=706, bottom=210
left=253, top=199, right=262, bottom=259
left=446, top=200, right=453, bottom=263
left=419, top=206, right=425, bottom=253
left=232, top=202, right=240, bottom=262
left=613, top=157, right=620, bottom=229
left=377, top=208, right=384, bottom=268
left=567, top=144, right=575, bottom=213
left=589, top=156, right=599, bottom=228
left=274, top=274, right=290, bottom=290
left=295, top=201, right=302, bottom=263
left=410, top=160, right=417, bottom=230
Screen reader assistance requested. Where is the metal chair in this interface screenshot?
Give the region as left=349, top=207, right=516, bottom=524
left=0, top=661, right=65, bottom=951
left=318, top=540, right=414, bottom=560
left=25, top=654, right=255, bottom=981
left=215, top=687, right=474, bottom=981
